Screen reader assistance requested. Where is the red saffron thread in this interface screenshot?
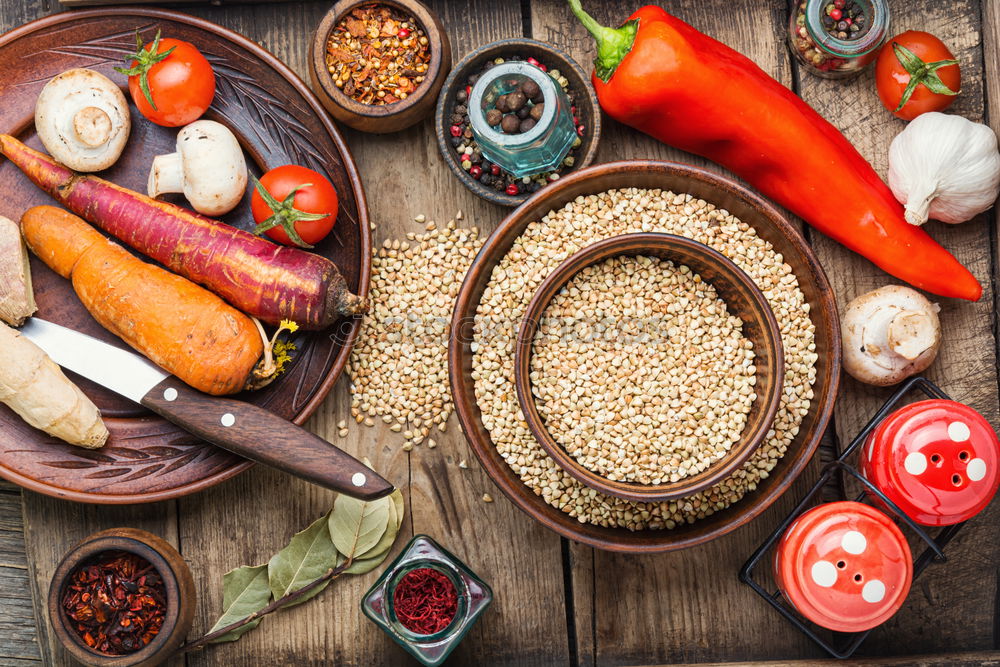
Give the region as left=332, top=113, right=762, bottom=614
left=392, top=567, right=458, bottom=634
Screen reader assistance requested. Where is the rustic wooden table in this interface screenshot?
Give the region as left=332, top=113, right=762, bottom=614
left=1, top=0, right=999, bottom=665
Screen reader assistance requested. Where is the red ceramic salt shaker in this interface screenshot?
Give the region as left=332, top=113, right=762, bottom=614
left=773, top=501, right=912, bottom=633
left=860, top=400, right=1000, bottom=526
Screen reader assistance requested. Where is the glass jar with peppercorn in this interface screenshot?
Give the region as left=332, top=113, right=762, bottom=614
left=468, top=61, right=577, bottom=178
left=362, top=534, right=492, bottom=666
left=789, top=0, right=890, bottom=79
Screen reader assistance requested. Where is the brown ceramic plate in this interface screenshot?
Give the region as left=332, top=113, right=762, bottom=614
left=450, top=161, right=841, bottom=553
left=0, top=8, right=370, bottom=503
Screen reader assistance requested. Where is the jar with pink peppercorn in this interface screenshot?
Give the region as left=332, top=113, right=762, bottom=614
left=789, top=0, right=890, bottom=79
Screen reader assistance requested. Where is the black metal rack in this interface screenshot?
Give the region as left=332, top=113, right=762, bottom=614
left=739, top=376, right=967, bottom=659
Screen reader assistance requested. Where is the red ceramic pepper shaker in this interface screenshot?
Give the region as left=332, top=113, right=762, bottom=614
left=861, top=400, right=1000, bottom=526
left=773, top=501, right=912, bottom=632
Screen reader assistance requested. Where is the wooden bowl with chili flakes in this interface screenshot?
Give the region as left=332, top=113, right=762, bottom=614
left=309, top=0, right=451, bottom=134
left=48, top=528, right=195, bottom=666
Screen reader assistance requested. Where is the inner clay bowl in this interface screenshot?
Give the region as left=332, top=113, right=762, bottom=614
left=514, top=233, right=785, bottom=503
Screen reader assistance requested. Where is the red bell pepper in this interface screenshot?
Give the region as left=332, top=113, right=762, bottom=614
left=568, top=1, right=981, bottom=301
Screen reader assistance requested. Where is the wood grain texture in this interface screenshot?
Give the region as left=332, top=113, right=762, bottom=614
left=794, top=0, right=1000, bottom=656
left=393, top=2, right=572, bottom=665
left=5, top=1, right=1000, bottom=665
left=0, top=491, right=41, bottom=664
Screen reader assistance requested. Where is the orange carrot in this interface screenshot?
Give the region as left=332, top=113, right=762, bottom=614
left=21, top=206, right=269, bottom=396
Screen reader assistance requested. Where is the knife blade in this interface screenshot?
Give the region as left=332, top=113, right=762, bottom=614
left=20, top=318, right=393, bottom=501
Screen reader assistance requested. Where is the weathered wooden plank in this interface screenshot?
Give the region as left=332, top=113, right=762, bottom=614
left=795, top=0, right=1000, bottom=657
left=530, top=1, right=830, bottom=664
left=0, top=491, right=41, bottom=664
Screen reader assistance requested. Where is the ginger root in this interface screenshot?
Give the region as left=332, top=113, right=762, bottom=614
left=0, top=215, right=35, bottom=326
left=0, top=323, right=107, bottom=448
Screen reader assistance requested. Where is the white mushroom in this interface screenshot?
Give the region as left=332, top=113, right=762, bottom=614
left=34, top=68, right=130, bottom=172
left=147, top=120, right=248, bottom=216
left=841, top=285, right=942, bottom=386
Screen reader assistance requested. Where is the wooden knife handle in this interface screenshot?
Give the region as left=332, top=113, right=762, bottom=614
left=140, top=378, right=394, bottom=500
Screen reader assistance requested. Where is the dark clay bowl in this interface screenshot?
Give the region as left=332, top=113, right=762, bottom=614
left=310, top=0, right=452, bottom=133
left=450, top=161, right=842, bottom=553
left=48, top=528, right=196, bottom=667
left=514, top=233, right=785, bottom=503
left=434, top=38, right=601, bottom=207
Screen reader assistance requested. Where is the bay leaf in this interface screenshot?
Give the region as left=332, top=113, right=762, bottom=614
left=268, top=512, right=341, bottom=607
left=342, top=553, right=388, bottom=575
left=329, top=493, right=390, bottom=558
left=208, top=564, right=270, bottom=643
left=390, top=488, right=405, bottom=531
left=355, top=506, right=397, bottom=562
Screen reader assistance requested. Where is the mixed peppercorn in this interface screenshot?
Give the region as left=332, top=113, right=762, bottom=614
left=820, top=0, right=868, bottom=40
left=326, top=4, right=431, bottom=105
left=791, top=0, right=880, bottom=75
left=447, top=55, right=585, bottom=197
left=61, top=551, right=167, bottom=655
left=485, top=79, right=545, bottom=135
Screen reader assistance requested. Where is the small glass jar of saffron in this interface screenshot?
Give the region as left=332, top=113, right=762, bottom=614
left=468, top=61, right=576, bottom=178
left=789, top=0, right=890, bottom=79
left=362, top=535, right=492, bottom=666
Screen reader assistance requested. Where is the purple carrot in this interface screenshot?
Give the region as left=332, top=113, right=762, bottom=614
left=0, top=134, right=365, bottom=329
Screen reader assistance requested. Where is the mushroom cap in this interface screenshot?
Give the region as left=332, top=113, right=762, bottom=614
left=34, top=68, right=130, bottom=172
left=841, top=285, right=942, bottom=387
left=175, top=120, right=248, bottom=216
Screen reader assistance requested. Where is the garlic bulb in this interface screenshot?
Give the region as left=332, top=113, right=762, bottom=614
left=887, top=112, right=1000, bottom=226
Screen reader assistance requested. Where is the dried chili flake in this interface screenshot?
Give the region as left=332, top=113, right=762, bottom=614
left=392, top=567, right=458, bottom=635
left=61, top=551, right=166, bottom=656
left=326, top=3, right=431, bottom=106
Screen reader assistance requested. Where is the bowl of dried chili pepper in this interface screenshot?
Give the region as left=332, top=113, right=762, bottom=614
left=310, top=0, right=452, bottom=134
left=48, top=528, right=195, bottom=667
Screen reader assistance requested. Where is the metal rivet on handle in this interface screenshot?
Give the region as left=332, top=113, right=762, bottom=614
left=351, top=472, right=366, bottom=487
left=163, top=388, right=178, bottom=401
left=221, top=413, right=236, bottom=427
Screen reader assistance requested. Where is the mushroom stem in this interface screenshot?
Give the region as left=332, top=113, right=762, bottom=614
left=888, top=310, right=937, bottom=360
left=73, top=107, right=113, bottom=148
left=147, top=152, right=185, bottom=199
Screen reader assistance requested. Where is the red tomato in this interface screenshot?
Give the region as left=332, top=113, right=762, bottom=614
left=875, top=31, right=960, bottom=121
left=251, top=165, right=339, bottom=248
left=120, top=31, right=215, bottom=127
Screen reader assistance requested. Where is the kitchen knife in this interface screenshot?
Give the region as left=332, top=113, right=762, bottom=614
left=20, top=318, right=393, bottom=501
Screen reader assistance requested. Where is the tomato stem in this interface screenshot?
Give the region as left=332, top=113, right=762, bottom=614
left=115, top=29, right=177, bottom=112
left=891, top=42, right=959, bottom=113
left=251, top=176, right=330, bottom=249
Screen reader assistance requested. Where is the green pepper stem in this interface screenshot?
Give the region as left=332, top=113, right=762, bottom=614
left=567, top=0, right=638, bottom=83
